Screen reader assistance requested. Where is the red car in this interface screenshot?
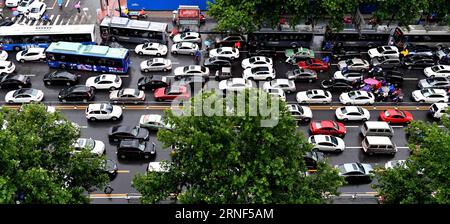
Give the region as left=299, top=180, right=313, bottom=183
left=298, top=59, right=330, bottom=72
left=379, top=109, right=413, bottom=124
left=309, top=120, right=346, bottom=137
left=154, top=86, right=190, bottom=102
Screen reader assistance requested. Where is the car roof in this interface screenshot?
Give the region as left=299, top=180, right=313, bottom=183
left=231, top=78, right=246, bottom=85
left=364, top=121, right=390, bottom=128
left=180, top=42, right=196, bottom=47
left=342, top=106, right=362, bottom=113
left=312, top=135, right=333, bottom=142
left=273, top=79, right=290, bottom=85
left=152, top=58, right=165, bottom=63
left=24, top=47, right=45, bottom=53
left=112, top=125, right=134, bottom=133
left=0, top=61, right=12, bottom=66
left=119, top=139, right=140, bottom=148
left=87, top=103, right=111, bottom=111
left=365, top=136, right=393, bottom=145
left=286, top=104, right=299, bottom=111
left=98, top=74, right=117, bottom=80
left=319, top=120, right=336, bottom=128
left=142, top=114, right=162, bottom=122
left=121, top=88, right=138, bottom=95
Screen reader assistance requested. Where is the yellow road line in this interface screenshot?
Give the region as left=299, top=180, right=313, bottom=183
left=89, top=194, right=128, bottom=198
left=117, top=170, right=130, bottom=173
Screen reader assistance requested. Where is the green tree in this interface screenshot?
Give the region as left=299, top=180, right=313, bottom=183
left=373, top=0, right=429, bottom=27
left=373, top=114, right=450, bottom=204
left=0, top=104, right=109, bottom=204
left=315, top=0, right=360, bottom=31
left=133, top=90, right=343, bottom=204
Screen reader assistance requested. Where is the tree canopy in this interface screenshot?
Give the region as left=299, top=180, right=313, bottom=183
left=133, top=90, right=344, bottom=204
left=0, top=104, right=109, bottom=204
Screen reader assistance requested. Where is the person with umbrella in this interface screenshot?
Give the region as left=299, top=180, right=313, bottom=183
left=194, top=50, right=202, bottom=65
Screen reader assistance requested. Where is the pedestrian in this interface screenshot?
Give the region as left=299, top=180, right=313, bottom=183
left=234, top=41, right=241, bottom=49
left=74, top=1, right=81, bottom=14
left=58, top=0, right=63, bottom=9
left=194, top=50, right=201, bottom=65
left=104, top=185, right=114, bottom=194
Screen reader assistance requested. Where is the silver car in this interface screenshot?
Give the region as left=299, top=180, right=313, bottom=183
left=140, top=58, right=172, bottom=72
left=286, top=68, right=317, bottom=82
left=171, top=42, right=199, bottom=55
left=418, top=77, right=450, bottom=89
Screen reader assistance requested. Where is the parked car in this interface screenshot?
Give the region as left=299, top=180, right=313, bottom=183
left=368, top=45, right=399, bottom=58
left=308, top=135, right=345, bottom=152
left=108, top=125, right=149, bottom=143
left=58, top=85, right=94, bottom=103
left=27, top=1, right=46, bottom=21
left=335, top=106, right=371, bottom=121
left=0, top=50, right=8, bottom=61
left=174, top=65, right=210, bottom=80
left=139, top=114, right=172, bottom=130
left=333, top=70, right=364, bottom=82
left=0, top=74, right=31, bottom=89
left=5, top=88, right=44, bottom=104
left=173, top=32, right=202, bottom=44
left=0, top=61, right=16, bottom=75
left=154, top=85, right=190, bottom=102
left=86, top=74, right=122, bottom=90
left=286, top=104, right=313, bottom=122
left=85, top=103, right=123, bottom=121
left=241, top=56, right=273, bottom=69
left=43, top=71, right=78, bottom=86
left=219, top=78, right=254, bottom=92
left=140, top=58, right=172, bottom=72
left=137, top=75, right=169, bottom=91
left=320, top=79, right=354, bottom=91
left=379, top=109, right=413, bottom=124
left=117, top=139, right=156, bottom=160
left=371, top=56, right=401, bottom=69
left=209, top=47, right=240, bottom=60
left=203, top=56, right=232, bottom=69
left=109, top=88, right=145, bottom=104
left=262, top=79, right=296, bottom=93
left=424, top=65, right=450, bottom=78
left=134, top=42, right=168, bottom=56
left=429, top=103, right=449, bottom=119
left=296, top=89, right=332, bottom=104
left=335, top=163, right=374, bottom=183
left=73, top=138, right=105, bottom=156
left=418, top=77, right=450, bottom=89
left=309, top=120, right=346, bottom=138
left=16, top=47, right=46, bottom=63
left=242, top=65, right=275, bottom=81
left=412, top=88, right=449, bottom=103
left=171, top=42, right=199, bottom=55
left=337, top=58, right=370, bottom=72
left=297, top=58, right=330, bottom=72
left=402, top=54, right=435, bottom=69
left=435, top=47, right=450, bottom=60
left=286, top=68, right=317, bottom=82
left=339, top=90, right=375, bottom=105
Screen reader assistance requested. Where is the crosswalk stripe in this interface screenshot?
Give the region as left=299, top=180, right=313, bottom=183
left=65, top=0, right=71, bottom=8
left=35, top=20, right=41, bottom=26
left=53, top=15, right=61, bottom=25
left=27, top=19, right=33, bottom=26
left=78, top=15, right=85, bottom=24
left=73, top=15, right=80, bottom=24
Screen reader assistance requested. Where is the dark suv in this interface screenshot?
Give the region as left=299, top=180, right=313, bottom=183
left=58, top=85, right=94, bottom=102
left=117, top=139, right=157, bottom=160
left=0, top=74, right=31, bottom=89
left=402, top=54, right=435, bottom=69
left=108, top=125, right=149, bottom=143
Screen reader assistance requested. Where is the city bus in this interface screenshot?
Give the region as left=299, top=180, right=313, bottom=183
left=389, top=25, right=450, bottom=49
left=45, top=42, right=131, bottom=74
left=0, top=24, right=96, bottom=51
left=247, top=26, right=314, bottom=50
left=100, top=16, right=168, bottom=44
left=323, top=26, right=392, bottom=49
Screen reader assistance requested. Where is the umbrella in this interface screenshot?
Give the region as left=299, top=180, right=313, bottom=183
left=364, top=78, right=380, bottom=85
left=12, top=10, right=19, bottom=17
left=203, top=39, right=212, bottom=47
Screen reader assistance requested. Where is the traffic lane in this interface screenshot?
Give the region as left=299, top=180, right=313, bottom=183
left=60, top=109, right=173, bottom=195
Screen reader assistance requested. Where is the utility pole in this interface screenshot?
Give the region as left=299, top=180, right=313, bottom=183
left=117, top=0, right=123, bottom=17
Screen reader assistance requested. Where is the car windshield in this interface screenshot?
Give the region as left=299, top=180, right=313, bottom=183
left=426, top=78, right=436, bottom=84
left=298, top=106, right=304, bottom=114
left=314, top=122, right=322, bottom=129
left=13, top=89, right=35, bottom=97
left=338, top=165, right=347, bottom=174
left=384, top=111, right=390, bottom=117
left=431, top=66, right=440, bottom=72
left=30, top=6, right=40, bottom=13
left=78, top=138, right=95, bottom=150
left=131, top=127, right=139, bottom=136
left=249, top=57, right=256, bottom=63
left=357, top=107, right=364, bottom=114
left=348, top=91, right=356, bottom=98
left=22, top=49, right=29, bottom=55
left=101, top=104, right=113, bottom=113
left=138, top=142, right=146, bottom=151
left=376, top=47, right=384, bottom=53
left=346, top=60, right=355, bottom=66
left=332, top=122, right=339, bottom=130
left=422, top=89, right=434, bottom=96
left=20, top=1, right=29, bottom=7
left=341, top=107, right=347, bottom=114
left=329, top=136, right=338, bottom=145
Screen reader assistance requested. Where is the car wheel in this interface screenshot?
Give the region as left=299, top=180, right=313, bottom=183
left=120, top=154, right=126, bottom=159
left=190, top=52, right=194, bottom=56
left=361, top=69, right=366, bottom=72
left=419, top=100, right=425, bottom=103
left=110, top=86, right=116, bottom=91
left=163, top=68, right=168, bottom=72
left=45, top=81, right=51, bottom=85
left=266, top=77, right=272, bottom=81
left=138, top=52, right=143, bottom=56
left=343, top=118, right=348, bottom=122
left=20, top=59, right=25, bottom=63
left=66, top=82, right=71, bottom=86
left=430, top=75, right=435, bottom=78
left=155, top=98, right=162, bottom=102
left=144, top=154, right=150, bottom=159
left=144, top=69, right=149, bottom=73
left=8, top=100, right=14, bottom=104
left=113, top=101, right=118, bottom=104
left=346, top=102, right=351, bottom=105
left=362, top=118, right=368, bottom=122
left=113, top=138, right=119, bottom=142
left=319, top=69, right=324, bottom=73
left=111, top=36, right=117, bottom=42
left=156, top=53, right=161, bottom=57
left=14, top=46, right=21, bottom=51
left=90, top=117, right=96, bottom=121
left=308, top=79, right=313, bottom=83
left=408, top=66, right=412, bottom=70
left=303, top=118, right=310, bottom=123
left=82, top=99, right=88, bottom=103
left=172, top=51, right=178, bottom=55
left=62, top=99, right=67, bottom=103
left=18, top=85, right=23, bottom=89
left=335, top=149, right=343, bottom=153
left=111, top=117, right=118, bottom=121
left=61, top=64, right=66, bottom=69
left=286, top=90, right=291, bottom=94
left=141, top=86, right=146, bottom=90
left=231, top=57, right=235, bottom=60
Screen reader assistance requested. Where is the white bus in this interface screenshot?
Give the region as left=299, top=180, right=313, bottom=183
left=0, top=24, right=96, bottom=51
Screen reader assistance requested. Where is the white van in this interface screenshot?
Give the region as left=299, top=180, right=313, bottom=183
left=360, top=121, right=394, bottom=137
left=362, top=136, right=397, bottom=155
left=429, top=103, right=449, bottom=119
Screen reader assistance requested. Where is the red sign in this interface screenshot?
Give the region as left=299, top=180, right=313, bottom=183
left=178, top=9, right=199, bottom=19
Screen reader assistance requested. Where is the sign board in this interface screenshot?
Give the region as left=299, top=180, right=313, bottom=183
left=179, top=20, right=199, bottom=25
left=178, top=9, right=199, bottom=19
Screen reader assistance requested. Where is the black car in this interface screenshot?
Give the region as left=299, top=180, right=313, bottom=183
left=402, top=54, right=435, bottom=69
left=102, top=159, right=118, bottom=180
left=371, top=56, right=401, bottom=69
left=117, top=139, right=157, bottom=160
left=333, top=50, right=361, bottom=61
left=108, top=125, right=149, bottom=143
left=137, top=75, right=169, bottom=90
left=304, top=151, right=324, bottom=170
left=248, top=49, right=277, bottom=58
left=439, top=56, right=450, bottom=65
left=203, top=56, right=232, bottom=69
left=0, top=74, right=31, bottom=89
left=215, top=35, right=246, bottom=48
left=43, top=71, right=78, bottom=86
left=382, top=71, right=404, bottom=86
left=321, top=79, right=354, bottom=91
left=58, top=85, right=95, bottom=102
left=406, top=44, right=434, bottom=56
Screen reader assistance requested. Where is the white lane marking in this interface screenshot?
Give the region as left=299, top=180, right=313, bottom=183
left=391, top=125, right=405, bottom=128
left=65, top=18, right=71, bottom=25
left=34, top=20, right=41, bottom=26
left=23, top=74, right=36, bottom=77
left=80, top=126, right=88, bottom=129
left=27, top=19, right=33, bottom=26
left=73, top=15, right=80, bottom=24
left=119, top=75, right=130, bottom=78
left=344, top=126, right=359, bottom=128
left=346, top=146, right=410, bottom=149
left=65, top=0, right=71, bottom=8
left=404, top=78, right=419, bottom=81
left=53, top=15, right=60, bottom=25
left=171, top=62, right=181, bottom=65
left=78, top=14, right=85, bottom=24
left=397, top=147, right=410, bottom=149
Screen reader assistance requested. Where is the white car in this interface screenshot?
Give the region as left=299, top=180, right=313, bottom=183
left=264, top=87, right=286, bottom=101
left=385, top=160, right=407, bottom=169
left=339, top=91, right=375, bottom=105
left=219, top=78, right=254, bottom=92
left=17, top=0, right=34, bottom=14
left=139, top=114, right=172, bottom=130
left=5, top=88, right=44, bottom=104
left=424, top=65, right=450, bottom=78
left=337, top=58, right=370, bottom=72
left=333, top=70, right=364, bottom=82
left=135, top=42, right=168, bottom=56
left=412, top=89, right=449, bottom=103
left=0, top=51, right=8, bottom=61
left=171, top=42, right=199, bottom=55
left=296, top=89, right=332, bottom=104
left=85, top=103, right=123, bottom=121
left=209, top=47, right=240, bottom=60
left=140, top=58, right=172, bottom=72
left=27, top=1, right=46, bottom=20
left=86, top=74, right=122, bottom=90
left=262, top=79, right=296, bottom=93
left=5, top=0, right=22, bottom=7
left=308, top=135, right=345, bottom=152
left=0, top=61, right=16, bottom=75
left=368, top=45, right=399, bottom=58
left=241, top=56, right=273, bottom=69
left=429, top=103, right=449, bottom=119
left=173, top=32, right=202, bottom=44
left=242, top=65, right=276, bottom=81
left=335, top=106, right=370, bottom=121
left=286, top=104, right=313, bottom=122
left=16, top=47, right=46, bottom=63
left=174, top=65, right=210, bottom=79
left=73, top=138, right=105, bottom=156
